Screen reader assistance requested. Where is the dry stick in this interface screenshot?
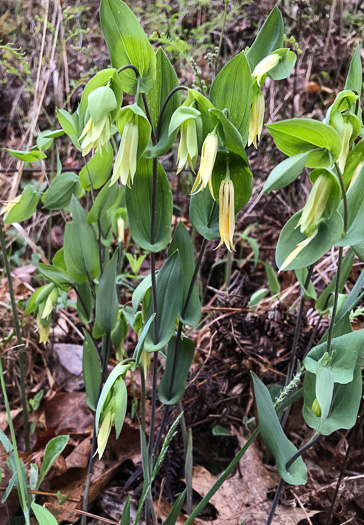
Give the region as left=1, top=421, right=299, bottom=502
left=0, top=225, right=30, bottom=451
left=81, top=332, right=111, bottom=525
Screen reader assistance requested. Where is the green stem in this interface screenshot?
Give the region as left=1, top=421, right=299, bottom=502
left=0, top=225, right=30, bottom=451
left=0, top=352, right=29, bottom=515
left=326, top=246, right=344, bottom=356
left=335, top=162, right=348, bottom=235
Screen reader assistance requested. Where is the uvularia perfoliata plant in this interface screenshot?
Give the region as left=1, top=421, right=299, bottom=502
left=2, top=1, right=363, bottom=524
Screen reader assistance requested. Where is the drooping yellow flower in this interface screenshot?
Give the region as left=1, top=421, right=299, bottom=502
left=0, top=195, right=21, bottom=221
left=177, top=118, right=199, bottom=173
left=337, top=120, right=353, bottom=173
left=297, top=174, right=332, bottom=236
left=280, top=230, right=318, bottom=272
left=36, top=315, right=50, bottom=344
left=80, top=114, right=112, bottom=156
left=97, top=411, right=114, bottom=460
left=217, top=179, right=235, bottom=252
left=191, top=131, right=218, bottom=194
left=109, top=120, right=139, bottom=188
left=248, top=91, right=265, bottom=148
left=252, top=54, right=280, bottom=87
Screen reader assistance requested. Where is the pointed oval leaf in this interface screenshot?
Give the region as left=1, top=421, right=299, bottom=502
left=79, top=146, right=114, bottom=190
left=190, top=186, right=219, bottom=241
left=83, top=331, right=101, bottom=410
left=94, top=251, right=119, bottom=337
left=126, top=159, right=173, bottom=252
left=43, top=172, right=83, bottom=210
left=246, top=7, right=284, bottom=71
left=263, top=152, right=309, bottom=193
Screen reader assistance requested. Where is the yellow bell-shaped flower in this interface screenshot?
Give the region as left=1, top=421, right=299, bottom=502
left=109, top=120, right=139, bottom=188
left=217, top=178, right=235, bottom=252
left=248, top=91, right=265, bottom=148
left=191, top=131, right=218, bottom=194
left=177, top=118, right=199, bottom=174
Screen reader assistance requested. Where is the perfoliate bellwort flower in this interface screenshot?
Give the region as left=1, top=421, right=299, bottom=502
left=80, top=85, right=117, bottom=156
left=218, top=177, right=235, bottom=252
left=281, top=173, right=335, bottom=270
left=252, top=53, right=280, bottom=87
left=36, top=315, right=51, bottom=344
left=177, top=118, right=199, bottom=173
left=248, top=91, right=265, bottom=148
left=109, top=119, right=139, bottom=188
left=191, top=130, right=218, bottom=194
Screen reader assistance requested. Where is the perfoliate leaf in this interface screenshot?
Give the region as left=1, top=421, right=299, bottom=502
left=43, top=172, right=83, bottom=210
left=4, top=147, right=46, bottom=162
left=210, top=51, right=252, bottom=146
left=79, top=146, right=114, bottom=190
left=63, top=196, right=100, bottom=284
left=93, top=251, right=119, bottom=337
left=190, top=187, right=219, bottom=241
left=246, top=7, right=284, bottom=71
left=263, top=152, right=309, bottom=193
left=4, top=185, right=41, bottom=224
left=267, top=119, right=342, bottom=168
left=100, top=0, right=156, bottom=94
left=83, top=331, right=101, bottom=410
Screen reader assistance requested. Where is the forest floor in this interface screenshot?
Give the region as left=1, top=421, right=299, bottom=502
left=0, top=0, right=364, bottom=524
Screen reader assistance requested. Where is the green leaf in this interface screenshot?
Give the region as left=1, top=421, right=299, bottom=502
left=168, top=222, right=201, bottom=326
left=37, top=129, right=64, bottom=151
left=37, top=436, right=69, bottom=488
left=120, top=496, right=131, bottom=525
left=248, top=288, right=268, bottom=307
left=43, top=172, right=83, bottom=210
left=145, top=251, right=183, bottom=352
left=168, top=106, right=201, bottom=135
left=252, top=373, right=307, bottom=485
left=158, top=335, right=195, bottom=405
left=208, top=108, right=248, bottom=161
left=246, top=7, right=284, bottom=71
left=162, top=490, right=186, bottom=525
left=211, top=152, right=252, bottom=212
left=267, top=119, right=342, bottom=168
left=212, top=425, right=232, bottom=437
left=210, top=51, right=252, bottom=146
left=190, top=187, right=219, bottom=241
left=276, top=210, right=343, bottom=271
left=126, top=159, right=172, bottom=252
left=345, top=43, right=362, bottom=101
left=316, top=249, right=354, bottom=314
left=4, top=185, right=41, bottom=224
left=303, top=366, right=362, bottom=435
left=82, top=331, right=101, bottom=410
left=132, top=314, right=156, bottom=369
left=57, top=108, right=81, bottom=150
left=87, top=183, right=119, bottom=223
left=37, top=263, right=72, bottom=289
left=263, top=152, right=309, bottom=193
left=268, top=48, right=296, bottom=81
left=31, top=502, right=58, bottom=525
left=76, top=282, right=94, bottom=324
left=343, top=139, right=364, bottom=186
left=79, top=147, right=114, bottom=190
left=100, top=0, right=156, bottom=94
left=93, top=251, right=119, bottom=337
left=63, top=196, right=100, bottom=284
left=295, top=267, right=317, bottom=300
left=145, top=48, right=181, bottom=158
left=265, top=261, right=280, bottom=295
left=4, top=147, right=47, bottom=162
left=132, top=274, right=152, bottom=311
left=304, top=329, right=364, bottom=384
left=113, top=375, right=128, bottom=438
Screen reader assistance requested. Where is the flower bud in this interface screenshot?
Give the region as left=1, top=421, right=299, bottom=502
left=337, top=120, right=353, bottom=173
left=311, top=398, right=321, bottom=417
left=41, top=286, right=58, bottom=319
left=248, top=91, right=265, bottom=148
left=36, top=315, right=50, bottom=344
left=217, top=179, right=235, bottom=252
left=97, top=410, right=114, bottom=460
left=191, top=131, right=218, bottom=194
left=177, top=118, right=199, bottom=173
left=252, top=53, right=280, bottom=87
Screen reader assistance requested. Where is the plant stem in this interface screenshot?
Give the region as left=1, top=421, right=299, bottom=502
left=326, top=246, right=344, bottom=356
left=335, top=162, right=348, bottom=234
left=155, top=86, right=189, bottom=141
left=81, top=332, right=110, bottom=524
left=0, top=351, right=29, bottom=516
left=0, top=225, right=30, bottom=451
